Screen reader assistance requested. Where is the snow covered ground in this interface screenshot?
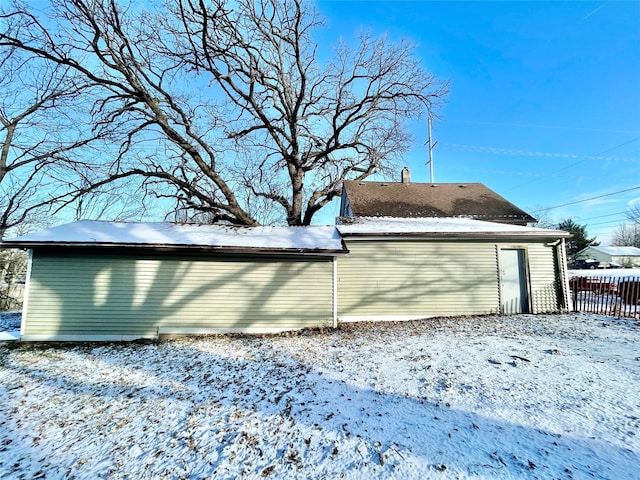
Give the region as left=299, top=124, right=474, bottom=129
left=0, top=311, right=20, bottom=341
left=1, top=312, right=638, bottom=479
left=568, top=267, right=640, bottom=278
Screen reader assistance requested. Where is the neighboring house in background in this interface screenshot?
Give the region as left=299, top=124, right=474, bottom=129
left=339, top=167, right=537, bottom=225
left=574, top=245, right=640, bottom=268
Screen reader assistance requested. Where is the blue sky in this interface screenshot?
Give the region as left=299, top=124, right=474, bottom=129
left=315, top=1, right=640, bottom=243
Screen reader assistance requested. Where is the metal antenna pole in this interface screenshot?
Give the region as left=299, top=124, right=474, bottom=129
left=428, top=116, right=435, bottom=183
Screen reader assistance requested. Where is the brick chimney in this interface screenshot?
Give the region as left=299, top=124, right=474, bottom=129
left=401, top=167, right=410, bottom=184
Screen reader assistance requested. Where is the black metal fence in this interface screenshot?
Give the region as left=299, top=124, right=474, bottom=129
left=569, top=275, right=640, bottom=318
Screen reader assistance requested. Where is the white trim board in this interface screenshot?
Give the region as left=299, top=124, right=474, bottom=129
left=19, top=334, right=157, bottom=342
left=338, top=315, right=437, bottom=323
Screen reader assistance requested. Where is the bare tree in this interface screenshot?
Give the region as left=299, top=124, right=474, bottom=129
left=0, top=23, right=130, bottom=239
left=1, top=0, right=261, bottom=226
left=610, top=203, right=640, bottom=248
left=1, top=0, right=447, bottom=226
left=170, top=0, right=448, bottom=224
left=0, top=247, right=27, bottom=310
left=530, top=205, right=554, bottom=228
left=626, top=203, right=640, bottom=224
left=612, top=223, right=640, bottom=248
left=1, top=51, right=70, bottom=238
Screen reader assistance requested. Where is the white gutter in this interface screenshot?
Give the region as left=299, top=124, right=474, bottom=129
left=20, top=249, right=33, bottom=338
left=560, top=238, right=572, bottom=311
left=340, top=233, right=570, bottom=241
left=495, top=244, right=503, bottom=314
left=332, top=257, right=338, bottom=328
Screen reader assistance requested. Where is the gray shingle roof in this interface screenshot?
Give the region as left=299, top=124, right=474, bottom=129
left=341, top=181, right=536, bottom=225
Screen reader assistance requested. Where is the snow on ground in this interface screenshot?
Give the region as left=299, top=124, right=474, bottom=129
left=1, top=313, right=638, bottom=479
left=568, top=267, right=640, bottom=278
left=0, top=311, right=20, bottom=332
left=0, top=311, right=20, bottom=341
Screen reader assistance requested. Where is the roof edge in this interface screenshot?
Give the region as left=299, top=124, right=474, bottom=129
left=0, top=241, right=348, bottom=256
left=340, top=231, right=571, bottom=240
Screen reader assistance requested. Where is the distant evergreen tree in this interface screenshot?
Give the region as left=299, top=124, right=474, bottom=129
left=557, top=219, right=599, bottom=258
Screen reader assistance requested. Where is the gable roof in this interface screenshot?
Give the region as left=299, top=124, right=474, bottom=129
left=2, top=220, right=347, bottom=255
left=579, top=246, right=640, bottom=257
left=337, top=216, right=569, bottom=240
left=341, top=181, right=536, bottom=225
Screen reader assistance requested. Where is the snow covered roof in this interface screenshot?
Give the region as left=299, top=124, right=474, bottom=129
left=2, top=220, right=347, bottom=255
left=3, top=217, right=570, bottom=254
left=581, top=246, right=640, bottom=256
left=337, top=216, right=571, bottom=239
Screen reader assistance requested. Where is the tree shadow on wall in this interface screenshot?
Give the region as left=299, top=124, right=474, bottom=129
left=31, top=251, right=333, bottom=337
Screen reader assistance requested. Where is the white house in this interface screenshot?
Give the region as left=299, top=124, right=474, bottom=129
left=574, top=246, right=640, bottom=267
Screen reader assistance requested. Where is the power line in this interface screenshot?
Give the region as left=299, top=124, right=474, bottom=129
left=505, top=136, right=640, bottom=192
left=531, top=185, right=640, bottom=213
left=447, top=119, right=640, bottom=135
left=441, top=166, right=612, bottom=180
left=587, top=219, right=630, bottom=227
left=577, top=211, right=629, bottom=221
left=440, top=143, right=638, bottom=163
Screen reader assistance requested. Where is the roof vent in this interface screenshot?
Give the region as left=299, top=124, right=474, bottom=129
left=401, top=167, right=410, bottom=184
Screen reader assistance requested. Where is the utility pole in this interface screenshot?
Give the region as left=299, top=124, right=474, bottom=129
left=426, top=115, right=437, bottom=183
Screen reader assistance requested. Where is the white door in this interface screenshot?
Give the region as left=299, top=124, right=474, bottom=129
left=499, top=248, right=529, bottom=314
